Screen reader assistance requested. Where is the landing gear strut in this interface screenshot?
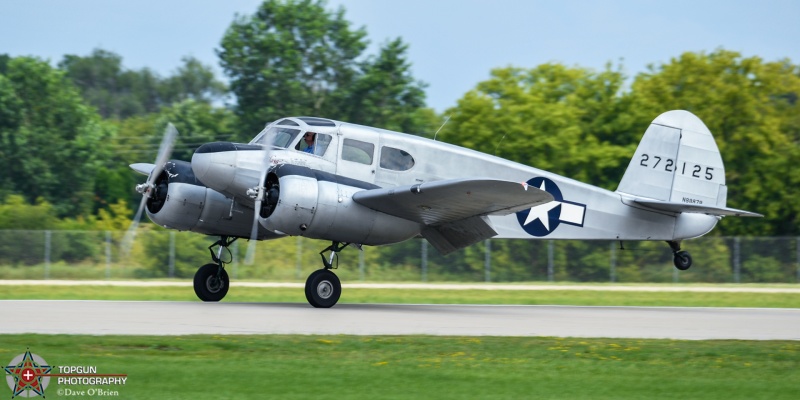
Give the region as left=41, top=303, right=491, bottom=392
left=667, top=240, right=692, bottom=271
left=305, top=241, right=351, bottom=308
left=194, top=236, right=237, bottom=302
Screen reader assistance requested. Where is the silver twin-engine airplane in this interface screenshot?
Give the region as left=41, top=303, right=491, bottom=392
left=129, top=110, right=761, bottom=307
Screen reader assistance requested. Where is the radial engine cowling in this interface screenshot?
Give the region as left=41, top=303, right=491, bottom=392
left=145, top=160, right=261, bottom=238
left=260, top=164, right=420, bottom=245
left=144, top=160, right=209, bottom=232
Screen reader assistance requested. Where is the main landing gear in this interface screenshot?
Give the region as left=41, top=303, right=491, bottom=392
left=193, top=236, right=236, bottom=302
left=305, top=242, right=352, bottom=308
left=191, top=237, right=351, bottom=308
left=667, top=240, right=692, bottom=271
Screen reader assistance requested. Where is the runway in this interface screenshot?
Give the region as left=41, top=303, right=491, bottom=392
left=1, top=301, right=798, bottom=340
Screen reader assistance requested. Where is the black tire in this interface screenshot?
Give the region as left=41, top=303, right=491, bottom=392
left=673, top=251, right=692, bottom=271
left=305, top=269, right=341, bottom=308
left=193, top=263, right=229, bottom=302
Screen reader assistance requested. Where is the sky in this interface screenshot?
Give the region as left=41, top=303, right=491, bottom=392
left=1, top=0, right=798, bottom=112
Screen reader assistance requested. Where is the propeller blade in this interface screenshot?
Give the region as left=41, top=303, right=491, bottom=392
left=120, top=195, right=148, bottom=257
left=149, top=123, right=178, bottom=186
left=244, top=152, right=270, bottom=265
left=244, top=127, right=279, bottom=265
left=120, top=123, right=179, bottom=257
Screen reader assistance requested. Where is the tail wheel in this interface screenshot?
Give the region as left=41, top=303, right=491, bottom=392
left=305, top=269, right=341, bottom=308
left=194, top=263, right=229, bottom=302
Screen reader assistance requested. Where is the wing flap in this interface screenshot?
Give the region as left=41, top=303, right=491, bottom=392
left=352, top=178, right=554, bottom=225
left=421, top=216, right=497, bottom=255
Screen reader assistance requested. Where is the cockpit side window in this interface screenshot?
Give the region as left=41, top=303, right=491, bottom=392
left=295, top=132, right=332, bottom=156
left=379, top=146, right=415, bottom=171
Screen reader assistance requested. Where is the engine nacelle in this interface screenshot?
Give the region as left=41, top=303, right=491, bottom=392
left=146, top=161, right=280, bottom=239
left=261, top=164, right=420, bottom=245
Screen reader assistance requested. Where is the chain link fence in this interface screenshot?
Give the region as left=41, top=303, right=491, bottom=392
left=0, top=230, right=797, bottom=283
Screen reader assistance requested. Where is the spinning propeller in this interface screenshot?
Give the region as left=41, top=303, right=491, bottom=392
left=121, top=123, right=178, bottom=256
left=244, top=128, right=280, bottom=265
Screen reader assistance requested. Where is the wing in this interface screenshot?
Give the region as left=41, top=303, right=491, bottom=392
left=353, top=178, right=554, bottom=254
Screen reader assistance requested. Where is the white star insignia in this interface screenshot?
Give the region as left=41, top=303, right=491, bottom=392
left=523, top=180, right=560, bottom=231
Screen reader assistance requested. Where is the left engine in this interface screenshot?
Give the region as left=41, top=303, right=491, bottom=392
left=145, top=160, right=275, bottom=239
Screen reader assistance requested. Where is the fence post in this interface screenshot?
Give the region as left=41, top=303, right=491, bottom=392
left=484, top=239, right=491, bottom=283
left=547, top=240, right=554, bottom=282
left=358, top=248, right=365, bottom=281
left=168, top=231, right=176, bottom=278
left=796, top=237, right=799, bottom=284
left=295, top=236, right=303, bottom=280
left=105, top=231, right=112, bottom=280
left=421, top=240, right=428, bottom=282
left=231, top=240, right=239, bottom=280
left=733, top=237, right=741, bottom=284
left=609, top=242, right=617, bottom=283
left=44, top=230, right=51, bottom=280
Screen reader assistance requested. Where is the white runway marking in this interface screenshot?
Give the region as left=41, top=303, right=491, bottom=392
left=1, top=301, right=798, bottom=340
left=2, top=280, right=799, bottom=293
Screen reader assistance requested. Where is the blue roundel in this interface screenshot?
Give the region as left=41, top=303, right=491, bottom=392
left=516, top=177, right=562, bottom=237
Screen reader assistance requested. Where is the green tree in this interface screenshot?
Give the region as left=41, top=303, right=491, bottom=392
left=442, top=63, right=635, bottom=190
left=218, top=0, right=431, bottom=135
left=345, top=38, right=427, bottom=132
left=160, top=57, right=228, bottom=106
left=218, top=0, right=368, bottom=133
left=59, top=49, right=227, bottom=119
left=59, top=49, right=153, bottom=118
left=0, top=54, right=10, bottom=75
left=0, top=195, right=57, bottom=230
left=0, top=57, right=112, bottom=217
left=628, top=50, right=800, bottom=235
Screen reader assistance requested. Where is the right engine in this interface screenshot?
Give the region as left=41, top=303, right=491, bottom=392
left=260, top=164, right=420, bottom=246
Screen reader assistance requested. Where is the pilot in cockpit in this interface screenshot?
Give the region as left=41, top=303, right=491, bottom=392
left=302, top=132, right=316, bottom=154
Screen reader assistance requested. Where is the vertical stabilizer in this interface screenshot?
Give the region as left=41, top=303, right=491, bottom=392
left=617, top=110, right=727, bottom=208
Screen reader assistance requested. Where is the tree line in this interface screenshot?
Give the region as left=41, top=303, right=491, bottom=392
left=0, top=0, right=798, bottom=243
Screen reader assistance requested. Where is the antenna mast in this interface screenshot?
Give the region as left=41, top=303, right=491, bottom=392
left=432, top=115, right=450, bottom=141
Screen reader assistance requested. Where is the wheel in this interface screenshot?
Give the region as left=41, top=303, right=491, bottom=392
left=673, top=251, right=692, bottom=271
left=193, top=263, right=229, bottom=302
left=305, top=269, right=341, bottom=308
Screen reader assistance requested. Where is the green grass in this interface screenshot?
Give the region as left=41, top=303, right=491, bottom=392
left=0, top=334, right=797, bottom=399
left=2, top=283, right=800, bottom=308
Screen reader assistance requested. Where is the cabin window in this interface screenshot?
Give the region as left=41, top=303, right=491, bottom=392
left=342, top=139, right=374, bottom=165
left=380, top=147, right=415, bottom=171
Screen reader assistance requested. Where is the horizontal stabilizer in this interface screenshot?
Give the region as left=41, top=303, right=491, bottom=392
left=130, top=163, right=156, bottom=176
left=633, top=199, right=763, bottom=218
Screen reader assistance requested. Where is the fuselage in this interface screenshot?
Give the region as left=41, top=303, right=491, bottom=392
left=158, top=116, right=718, bottom=245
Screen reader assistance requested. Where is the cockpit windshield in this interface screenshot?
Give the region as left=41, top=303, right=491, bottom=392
left=251, top=126, right=301, bottom=148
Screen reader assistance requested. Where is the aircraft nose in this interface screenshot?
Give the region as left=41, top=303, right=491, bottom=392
left=191, top=142, right=240, bottom=192
left=191, top=142, right=265, bottom=197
